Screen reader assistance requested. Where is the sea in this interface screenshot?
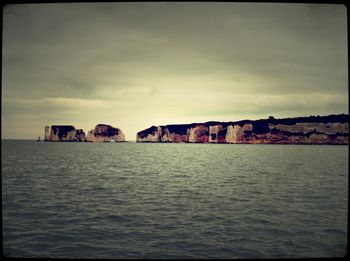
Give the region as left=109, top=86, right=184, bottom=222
left=1, top=140, right=348, bottom=258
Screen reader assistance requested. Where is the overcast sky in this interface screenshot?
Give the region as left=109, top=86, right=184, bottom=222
left=2, top=2, right=348, bottom=140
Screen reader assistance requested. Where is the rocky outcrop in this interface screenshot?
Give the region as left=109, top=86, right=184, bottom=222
left=136, top=114, right=349, bottom=144
left=225, top=123, right=253, bottom=143
left=188, top=125, right=209, bottom=143
left=44, top=124, right=125, bottom=142
left=136, top=126, right=162, bottom=142
left=85, top=124, right=125, bottom=142
left=162, top=125, right=191, bottom=142
left=75, top=129, right=86, bottom=142
left=44, top=125, right=86, bottom=142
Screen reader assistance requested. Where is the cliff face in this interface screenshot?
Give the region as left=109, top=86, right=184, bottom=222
left=85, top=124, right=125, bottom=142
left=136, top=114, right=349, bottom=144
left=44, top=125, right=86, bottom=142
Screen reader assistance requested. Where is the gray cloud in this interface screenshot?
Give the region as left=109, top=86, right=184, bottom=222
left=2, top=3, right=348, bottom=140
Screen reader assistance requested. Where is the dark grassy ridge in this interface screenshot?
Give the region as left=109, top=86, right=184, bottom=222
left=51, top=125, right=76, bottom=139
left=164, top=123, right=197, bottom=135
left=137, top=126, right=159, bottom=139
left=94, top=124, right=120, bottom=137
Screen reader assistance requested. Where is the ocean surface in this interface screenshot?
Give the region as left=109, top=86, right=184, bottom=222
left=2, top=140, right=348, bottom=258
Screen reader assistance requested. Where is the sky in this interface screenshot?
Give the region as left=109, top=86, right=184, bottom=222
left=2, top=2, right=348, bottom=140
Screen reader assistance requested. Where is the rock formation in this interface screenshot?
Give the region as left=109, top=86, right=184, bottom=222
left=44, top=125, right=86, bottom=142
left=85, top=124, right=125, bottom=142
left=44, top=124, right=125, bottom=142
left=136, top=114, right=349, bottom=144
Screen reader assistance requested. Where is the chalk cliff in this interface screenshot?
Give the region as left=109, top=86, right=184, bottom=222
left=85, top=124, right=125, bottom=142
left=44, top=124, right=125, bottom=142
left=136, top=114, right=349, bottom=144
left=44, top=125, right=86, bottom=142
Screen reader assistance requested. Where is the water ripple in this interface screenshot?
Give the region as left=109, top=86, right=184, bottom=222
left=2, top=141, right=348, bottom=258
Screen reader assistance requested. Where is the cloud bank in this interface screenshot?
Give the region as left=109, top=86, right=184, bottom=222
left=2, top=3, right=348, bottom=140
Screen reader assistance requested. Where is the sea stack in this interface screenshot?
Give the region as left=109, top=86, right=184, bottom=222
left=86, top=124, right=125, bottom=142
left=44, top=125, right=86, bottom=142
left=136, top=114, right=349, bottom=144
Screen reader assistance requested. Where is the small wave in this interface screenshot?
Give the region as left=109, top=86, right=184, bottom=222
left=190, top=215, right=216, bottom=223
left=261, top=227, right=294, bottom=237
left=231, top=247, right=265, bottom=258
left=243, top=215, right=276, bottom=226
left=103, top=214, right=129, bottom=222
left=172, top=174, right=190, bottom=179
left=321, top=228, right=346, bottom=235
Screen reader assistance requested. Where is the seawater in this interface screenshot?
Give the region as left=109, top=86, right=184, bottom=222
left=2, top=140, right=348, bottom=258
